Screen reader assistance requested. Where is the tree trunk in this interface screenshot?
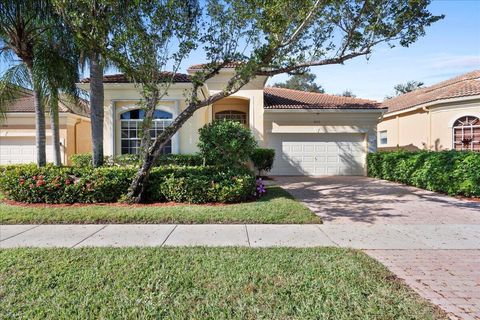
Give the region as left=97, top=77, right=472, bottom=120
left=34, top=89, right=47, bottom=166
left=126, top=106, right=198, bottom=203
left=89, top=54, right=105, bottom=167
left=49, top=90, right=62, bottom=166
left=27, top=65, right=47, bottom=167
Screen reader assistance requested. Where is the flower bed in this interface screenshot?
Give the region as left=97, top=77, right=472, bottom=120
left=0, top=164, right=256, bottom=204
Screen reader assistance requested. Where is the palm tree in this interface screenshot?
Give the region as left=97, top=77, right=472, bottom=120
left=52, top=0, right=127, bottom=167
left=0, top=0, right=57, bottom=166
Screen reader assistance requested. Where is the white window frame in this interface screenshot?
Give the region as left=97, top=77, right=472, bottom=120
left=379, top=130, right=388, bottom=145
left=452, top=115, right=480, bottom=151
left=115, top=102, right=180, bottom=155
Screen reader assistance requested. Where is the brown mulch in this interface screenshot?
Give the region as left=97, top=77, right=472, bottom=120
left=0, top=199, right=229, bottom=208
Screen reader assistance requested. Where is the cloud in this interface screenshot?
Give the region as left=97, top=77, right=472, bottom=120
left=428, top=54, right=480, bottom=69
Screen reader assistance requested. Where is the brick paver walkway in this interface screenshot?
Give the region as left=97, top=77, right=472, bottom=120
left=368, top=250, right=480, bottom=320
left=276, top=176, right=480, bottom=320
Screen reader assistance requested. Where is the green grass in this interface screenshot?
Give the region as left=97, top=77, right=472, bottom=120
left=0, top=247, right=445, bottom=319
left=0, top=187, right=321, bottom=224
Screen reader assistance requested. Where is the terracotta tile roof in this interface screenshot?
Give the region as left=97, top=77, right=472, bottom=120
left=264, top=87, right=382, bottom=110
left=188, top=61, right=243, bottom=70
left=383, top=70, right=480, bottom=113
left=6, top=92, right=89, bottom=117
left=80, top=72, right=190, bottom=83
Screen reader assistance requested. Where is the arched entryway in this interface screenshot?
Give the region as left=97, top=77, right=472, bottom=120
left=212, top=97, right=249, bottom=126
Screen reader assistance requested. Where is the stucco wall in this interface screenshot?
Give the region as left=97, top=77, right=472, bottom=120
left=378, top=98, right=480, bottom=150
left=264, top=111, right=381, bottom=153
left=0, top=113, right=90, bottom=165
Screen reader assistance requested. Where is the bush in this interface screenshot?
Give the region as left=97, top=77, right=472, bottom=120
left=0, top=164, right=255, bottom=204
left=251, top=148, right=275, bottom=176
left=367, top=150, right=480, bottom=197
left=71, top=153, right=203, bottom=167
left=198, top=120, right=257, bottom=167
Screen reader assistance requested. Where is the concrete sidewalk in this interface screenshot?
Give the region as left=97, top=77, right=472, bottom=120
left=1, top=223, right=479, bottom=249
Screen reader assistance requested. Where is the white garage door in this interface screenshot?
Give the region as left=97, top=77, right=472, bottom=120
left=268, top=133, right=366, bottom=176
left=0, top=137, right=54, bottom=165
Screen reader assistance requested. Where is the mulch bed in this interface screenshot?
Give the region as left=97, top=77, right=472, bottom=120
left=0, top=199, right=229, bottom=208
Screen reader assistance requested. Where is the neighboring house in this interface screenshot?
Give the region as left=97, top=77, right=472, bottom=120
left=378, top=70, right=480, bottom=152
left=78, top=65, right=384, bottom=176
left=0, top=89, right=91, bottom=165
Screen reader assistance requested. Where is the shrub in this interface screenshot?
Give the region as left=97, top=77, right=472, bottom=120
left=198, top=120, right=257, bottom=167
left=367, top=150, right=480, bottom=197
left=0, top=164, right=255, bottom=204
left=250, top=148, right=275, bottom=176
left=71, top=153, right=203, bottom=167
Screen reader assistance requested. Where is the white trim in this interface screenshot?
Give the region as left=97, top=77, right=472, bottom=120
left=448, top=114, right=480, bottom=128
left=384, top=95, right=480, bottom=118
left=3, top=112, right=90, bottom=122
left=111, top=101, right=116, bottom=156
left=115, top=101, right=180, bottom=155
left=264, top=108, right=385, bottom=114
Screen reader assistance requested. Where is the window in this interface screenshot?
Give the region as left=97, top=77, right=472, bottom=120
left=452, top=116, right=480, bottom=151
left=379, top=131, right=388, bottom=145
left=214, top=110, right=247, bottom=124
left=120, top=109, right=173, bottom=155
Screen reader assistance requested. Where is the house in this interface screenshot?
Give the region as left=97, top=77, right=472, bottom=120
left=0, top=89, right=91, bottom=165
left=378, top=70, right=480, bottom=152
left=78, top=64, right=384, bottom=176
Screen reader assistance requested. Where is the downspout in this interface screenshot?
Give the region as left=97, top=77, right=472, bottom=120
left=73, top=119, right=81, bottom=155
left=422, top=106, right=431, bottom=150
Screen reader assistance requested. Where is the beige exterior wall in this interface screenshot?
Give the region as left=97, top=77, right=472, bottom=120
left=264, top=110, right=382, bottom=153
left=378, top=98, right=480, bottom=150
left=0, top=113, right=91, bottom=164
left=78, top=71, right=269, bottom=156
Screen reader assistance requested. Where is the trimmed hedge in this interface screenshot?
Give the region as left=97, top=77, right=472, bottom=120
left=367, top=150, right=480, bottom=197
left=71, top=153, right=204, bottom=167
left=0, top=164, right=255, bottom=204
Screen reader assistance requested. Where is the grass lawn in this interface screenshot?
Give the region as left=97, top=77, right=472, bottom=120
left=0, top=247, right=445, bottom=319
left=0, top=186, right=321, bottom=224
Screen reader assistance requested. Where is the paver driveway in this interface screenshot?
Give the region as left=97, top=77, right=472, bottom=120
left=276, top=176, right=480, bottom=320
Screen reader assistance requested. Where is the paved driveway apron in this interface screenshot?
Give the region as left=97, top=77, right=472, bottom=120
left=275, top=176, right=480, bottom=320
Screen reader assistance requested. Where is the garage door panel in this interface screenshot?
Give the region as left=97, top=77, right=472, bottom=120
left=268, top=133, right=366, bottom=176
left=0, top=137, right=55, bottom=165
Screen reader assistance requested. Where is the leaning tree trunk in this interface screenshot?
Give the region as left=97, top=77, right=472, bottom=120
left=49, top=90, right=62, bottom=166
left=127, top=109, right=194, bottom=203
left=89, top=54, right=105, bottom=167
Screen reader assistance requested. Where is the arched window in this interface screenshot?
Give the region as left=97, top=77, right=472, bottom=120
left=214, top=110, right=247, bottom=124
left=452, top=116, right=480, bottom=151
left=120, top=109, right=173, bottom=155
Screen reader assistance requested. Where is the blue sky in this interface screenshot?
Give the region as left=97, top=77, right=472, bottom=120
left=263, top=0, right=480, bottom=101
left=2, top=0, right=479, bottom=101
left=172, top=0, right=480, bottom=101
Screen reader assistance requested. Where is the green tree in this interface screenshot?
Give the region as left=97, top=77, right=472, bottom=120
left=338, top=89, right=356, bottom=98
left=120, top=0, right=442, bottom=202
left=52, top=0, right=126, bottom=167
left=273, top=72, right=324, bottom=93
left=0, top=0, right=60, bottom=166
left=394, top=80, right=425, bottom=95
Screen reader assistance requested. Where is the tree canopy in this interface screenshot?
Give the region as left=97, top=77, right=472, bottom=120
left=273, top=72, right=325, bottom=93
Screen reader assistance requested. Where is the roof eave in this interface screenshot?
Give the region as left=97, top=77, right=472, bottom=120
left=383, top=94, right=480, bottom=118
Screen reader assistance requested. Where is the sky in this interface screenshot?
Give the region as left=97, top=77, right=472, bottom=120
left=1, top=0, right=479, bottom=102
left=167, top=0, right=480, bottom=101
left=263, top=0, right=480, bottom=101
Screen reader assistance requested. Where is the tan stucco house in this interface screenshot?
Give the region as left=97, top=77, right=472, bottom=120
left=78, top=65, right=384, bottom=176
left=0, top=90, right=91, bottom=165
left=378, top=70, right=480, bottom=152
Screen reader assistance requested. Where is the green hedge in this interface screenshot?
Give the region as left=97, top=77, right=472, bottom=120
left=71, top=153, right=204, bottom=167
left=0, top=164, right=255, bottom=204
left=367, top=150, right=480, bottom=197
left=251, top=148, right=275, bottom=176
